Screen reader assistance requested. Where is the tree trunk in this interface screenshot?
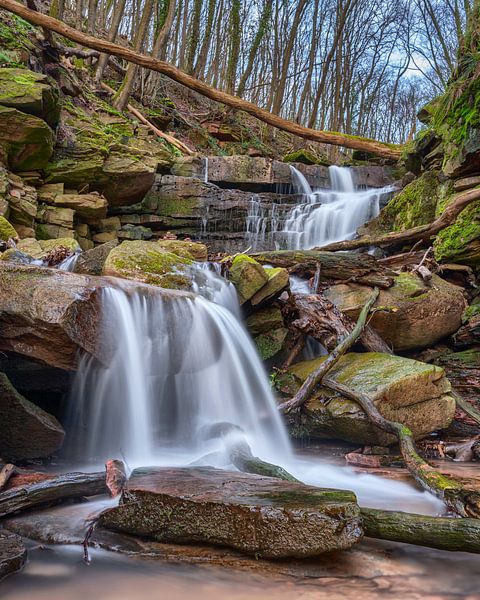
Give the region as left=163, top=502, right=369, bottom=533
left=95, top=0, right=127, bottom=84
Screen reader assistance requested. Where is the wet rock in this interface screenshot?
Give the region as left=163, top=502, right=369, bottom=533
left=254, top=327, right=289, bottom=360
left=0, top=106, right=54, bottom=171
left=16, top=237, right=44, bottom=258
left=73, top=240, right=118, bottom=275
left=279, top=352, right=455, bottom=446
left=0, top=372, right=65, bottom=460
left=0, top=531, right=26, bottom=581
left=0, top=263, right=102, bottom=369
left=228, top=254, right=268, bottom=304
left=100, top=466, right=363, bottom=558
left=0, top=248, right=35, bottom=264
left=324, top=273, right=466, bottom=351
left=251, top=267, right=289, bottom=306
left=103, top=240, right=193, bottom=289
left=246, top=306, right=284, bottom=335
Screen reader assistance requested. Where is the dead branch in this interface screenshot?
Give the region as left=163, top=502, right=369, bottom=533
left=0, top=464, right=15, bottom=492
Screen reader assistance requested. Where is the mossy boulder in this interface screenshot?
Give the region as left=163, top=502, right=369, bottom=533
left=155, top=239, right=208, bottom=261
left=0, top=248, right=35, bottom=264
left=0, top=215, right=18, bottom=241
left=99, top=466, right=363, bottom=558
left=103, top=240, right=193, bottom=289
left=0, top=68, right=60, bottom=127
left=251, top=267, right=289, bottom=306
left=246, top=305, right=284, bottom=336
left=0, top=372, right=65, bottom=460
left=38, top=237, right=80, bottom=254
left=283, top=149, right=319, bottom=165
left=228, top=254, right=268, bottom=304
left=254, top=327, right=288, bottom=360
left=0, top=105, right=54, bottom=171
left=434, top=199, right=480, bottom=265
left=16, top=237, right=43, bottom=258
left=325, top=273, right=466, bottom=351
left=278, top=352, right=455, bottom=445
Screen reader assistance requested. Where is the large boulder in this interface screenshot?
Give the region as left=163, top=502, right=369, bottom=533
left=434, top=199, right=480, bottom=265
left=0, top=67, right=60, bottom=127
left=250, top=266, right=289, bottom=305
left=0, top=263, right=101, bottom=369
left=73, top=240, right=118, bottom=275
left=228, top=254, right=268, bottom=304
left=0, top=105, right=54, bottom=171
left=0, top=372, right=64, bottom=460
left=100, top=467, right=362, bottom=558
left=103, top=240, right=196, bottom=289
left=0, top=216, right=17, bottom=241
left=324, top=273, right=466, bottom=351
left=278, top=352, right=455, bottom=446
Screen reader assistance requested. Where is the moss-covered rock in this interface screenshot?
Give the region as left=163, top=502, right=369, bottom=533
left=278, top=352, right=455, bottom=445
left=325, top=273, right=466, bottom=351
left=103, top=240, right=193, bottom=289
left=0, top=105, right=54, bottom=171
left=251, top=267, right=289, bottom=306
left=0, top=67, right=60, bottom=127
left=0, top=215, right=18, bottom=241
left=283, top=149, right=319, bottom=165
left=254, top=327, right=288, bottom=360
left=38, top=237, right=80, bottom=254
left=246, top=305, right=284, bottom=336
left=0, top=248, right=35, bottom=264
left=434, top=199, right=480, bottom=264
left=155, top=239, right=208, bottom=261
left=228, top=254, right=268, bottom=304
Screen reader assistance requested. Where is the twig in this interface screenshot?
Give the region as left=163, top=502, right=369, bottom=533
left=452, top=390, right=480, bottom=427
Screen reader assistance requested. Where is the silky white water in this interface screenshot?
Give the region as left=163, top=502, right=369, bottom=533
left=283, top=165, right=392, bottom=249
left=68, top=268, right=443, bottom=513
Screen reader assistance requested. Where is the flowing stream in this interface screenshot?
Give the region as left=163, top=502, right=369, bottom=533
left=282, top=165, right=391, bottom=249
left=67, top=267, right=442, bottom=514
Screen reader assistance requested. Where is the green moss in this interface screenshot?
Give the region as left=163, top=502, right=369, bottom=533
left=0, top=216, right=17, bottom=240
left=434, top=199, right=480, bottom=264
left=38, top=238, right=80, bottom=252
left=254, top=327, right=288, bottom=360
left=283, top=149, right=319, bottom=165
left=462, top=297, right=480, bottom=323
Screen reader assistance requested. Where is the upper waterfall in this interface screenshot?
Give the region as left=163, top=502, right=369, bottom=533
left=282, top=165, right=389, bottom=249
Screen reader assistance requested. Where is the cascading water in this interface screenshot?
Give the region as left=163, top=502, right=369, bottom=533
left=68, top=276, right=290, bottom=467
left=282, top=165, right=391, bottom=249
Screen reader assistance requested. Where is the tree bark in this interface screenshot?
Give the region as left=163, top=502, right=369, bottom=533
left=279, top=288, right=379, bottom=413
left=323, top=377, right=480, bottom=518
left=0, top=0, right=402, bottom=159
left=0, top=471, right=107, bottom=518
left=94, top=0, right=127, bottom=84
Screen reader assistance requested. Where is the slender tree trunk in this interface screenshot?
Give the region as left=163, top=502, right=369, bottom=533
left=95, top=0, right=127, bottom=84
left=225, top=0, right=241, bottom=93
left=194, top=0, right=216, bottom=78
left=185, top=0, right=202, bottom=74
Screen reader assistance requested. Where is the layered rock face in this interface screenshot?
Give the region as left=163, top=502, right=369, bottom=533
left=100, top=466, right=363, bottom=558
left=278, top=353, right=456, bottom=445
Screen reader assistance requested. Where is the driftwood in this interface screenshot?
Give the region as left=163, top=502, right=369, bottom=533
left=288, top=293, right=392, bottom=354
left=0, top=464, right=15, bottom=492
left=100, top=82, right=194, bottom=155
left=323, top=377, right=480, bottom=518
left=316, top=188, right=480, bottom=252
left=0, top=471, right=107, bottom=518
left=105, top=460, right=127, bottom=497
left=252, top=250, right=394, bottom=288
left=453, top=391, right=480, bottom=427
left=361, top=508, right=480, bottom=553
left=279, top=289, right=379, bottom=413
left=0, top=0, right=401, bottom=159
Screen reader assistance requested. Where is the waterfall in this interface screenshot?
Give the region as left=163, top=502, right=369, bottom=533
left=68, top=275, right=290, bottom=467
left=282, top=165, right=390, bottom=249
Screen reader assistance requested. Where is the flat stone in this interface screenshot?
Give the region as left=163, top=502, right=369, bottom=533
left=51, top=193, right=108, bottom=219
left=229, top=254, right=268, bottom=304
left=0, top=531, right=26, bottom=581
left=246, top=306, right=284, bottom=335
left=251, top=267, right=289, bottom=306
left=99, top=467, right=362, bottom=558
left=453, top=175, right=480, bottom=192
left=0, top=372, right=65, bottom=460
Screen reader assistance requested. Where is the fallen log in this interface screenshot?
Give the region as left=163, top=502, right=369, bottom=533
left=289, top=293, right=392, bottom=354
left=0, top=464, right=15, bottom=492
left=252, top=250, right=394, bottom=288
left=0, top=471, right=107, bottom=518
left=323, top=377, right=480, bottom=518
left=279, top=289, right=379, bottom=413
left=316, top=188, right=480, bottom=252
left=453, top=391, right=480, bottom=427
left=360, top=508, right=480, bottom=553
left=0, top=0, right=401, bottom=159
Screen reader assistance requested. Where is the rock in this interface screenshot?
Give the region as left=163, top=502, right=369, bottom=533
left=0, top=248, right=36, bottom=264
left=453, top=175, right=480, bottom=192
left=0, top=68, right=60, bottom=127
left=0, top=372, right=64, bottom=460
left=92, top=231, right=118, bottom=244
left=0, top=531, right=26, bottom=581
left=283, top=149, right=320, bottom=165
left=434, top=199, right=480, bottom=265
left=117, top=224, right=153, bottom=241
left=278, top=352, right=455, bottom=446
left=246, top=306, right=284, bottom=335
left=228, top=255, right=269, bottom=304
left=35, top=223, right=75, bottom=240
left=73, top=240, right=118, bottom=275
left=0, top=216, right=17, bottom=241
left=100, top=466, right=362, bottom=558
left=16, top=237, right=44, bottom=258
left=36, top=205, right=75, bottom=229
left=324, top=273, right=466, bottom=351
left=0, top=263, right=102, bottom=369
left=103, top=240, right=193, bottom=289
left=0, top=105, right=54, bottom=171
left=38, top=237, right=80, bottom=254
left=155, top=239, right=208, bottom=261
left=254, top=327, right=288, bottom=360
left=0, top=168, right=38, bottom=227
left=49, top=193, right=108, bottom=219
left=250, top=267, right=289, bottom=306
